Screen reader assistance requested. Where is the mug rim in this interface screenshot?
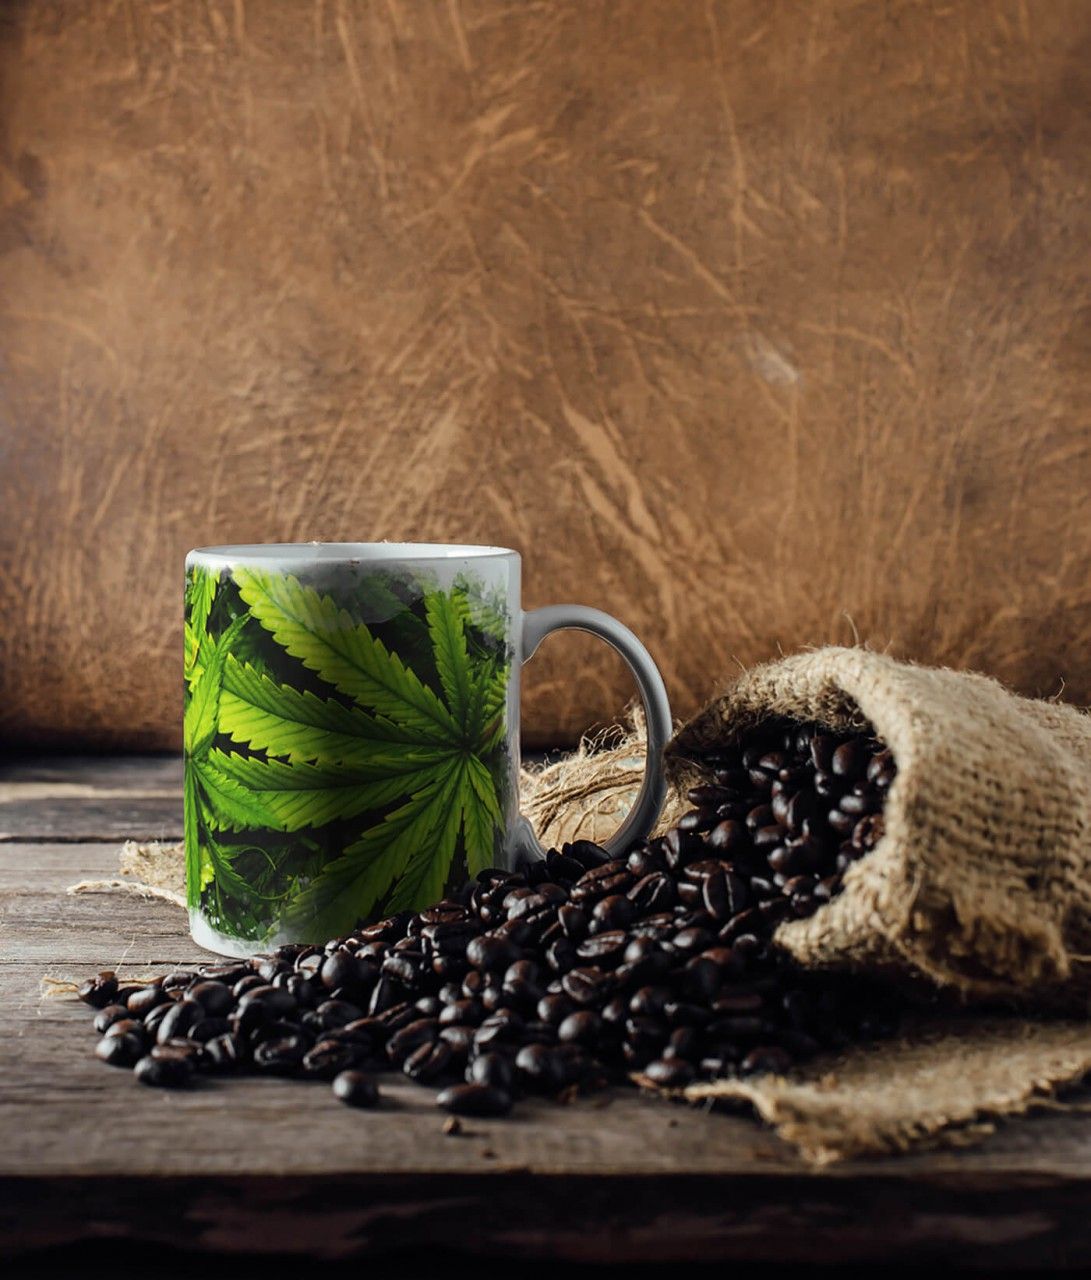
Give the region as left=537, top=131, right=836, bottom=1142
left=187, top=541, right=519, bottom=566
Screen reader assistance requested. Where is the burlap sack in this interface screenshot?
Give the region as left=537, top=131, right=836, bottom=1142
left=666, top=647, right=1091, bottom=1008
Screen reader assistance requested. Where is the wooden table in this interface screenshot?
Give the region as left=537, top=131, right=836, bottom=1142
left=3, top=756, right=1091, bottom=1268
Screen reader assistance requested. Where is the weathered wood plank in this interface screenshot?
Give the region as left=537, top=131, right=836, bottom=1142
left=0, top=796, right=182, bottom=842
left=0, top=754, right=183, bottom=791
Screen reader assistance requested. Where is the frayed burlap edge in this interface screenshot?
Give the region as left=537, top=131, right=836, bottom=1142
left=637, top=1017, right=1091, bottom=1165
left=68, top=840, right=186, bottom=907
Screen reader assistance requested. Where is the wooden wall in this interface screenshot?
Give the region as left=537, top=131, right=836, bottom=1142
left=1, top=0, right=1089, bottom=749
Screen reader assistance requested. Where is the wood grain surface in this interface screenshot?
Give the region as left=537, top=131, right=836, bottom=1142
left=1, top=1, right=1090, bottom=752
left=5, top=754, right=1091, bottom=1265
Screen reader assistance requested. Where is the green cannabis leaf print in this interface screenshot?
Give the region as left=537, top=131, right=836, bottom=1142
left=183, top=562, right=511, bottom=943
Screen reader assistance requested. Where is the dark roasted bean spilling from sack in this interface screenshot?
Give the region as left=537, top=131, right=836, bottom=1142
left=78, top=720, right=901, bottom=1117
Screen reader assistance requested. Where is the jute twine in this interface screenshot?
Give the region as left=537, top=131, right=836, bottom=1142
left=60, top=653, right=1091, bottom=1162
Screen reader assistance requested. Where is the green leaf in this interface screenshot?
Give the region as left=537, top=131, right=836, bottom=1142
left=425, top=589, right=472, bottom=726
left=204, top=832, right=272, bottom=907
left=281, top=763, right=462, bottom=938
left=220, top=655, right=436, bottom=763
left=385, top=760, right=467, bottom=914
left=183, top=764, right=201, bottom=908
left=462, top=753, right=503, bottom=878
left=466, top=658, right=508, bottom=742
left=184, top=614, right=246, bottom=756
left=194, top=755, right=287, bottom=832
left=234, top=568, right=460, bottom=740
left=205, top=748, right=452, bottom=832
left=185, top=564, right=218, bottom=685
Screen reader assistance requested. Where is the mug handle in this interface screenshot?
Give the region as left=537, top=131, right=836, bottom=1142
left=518, top=605, right=672, bottom=859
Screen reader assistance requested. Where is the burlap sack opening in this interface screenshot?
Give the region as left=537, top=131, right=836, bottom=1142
left=666, top=646, right=1091, bottom=1008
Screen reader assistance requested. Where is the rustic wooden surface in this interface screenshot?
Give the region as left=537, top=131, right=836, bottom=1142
left=4, top=757, right=1091, bottom=1266
left=3, top=1, right=1091, bottom=755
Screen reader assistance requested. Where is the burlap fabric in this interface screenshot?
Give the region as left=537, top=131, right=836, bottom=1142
left=667, top=647, right=1091, bottom=1008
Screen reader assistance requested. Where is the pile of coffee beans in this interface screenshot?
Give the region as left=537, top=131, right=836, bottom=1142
left=78, top=719, right=902, bottom=1118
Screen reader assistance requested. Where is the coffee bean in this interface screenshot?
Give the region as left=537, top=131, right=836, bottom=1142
left=95, top=1033, right=143, bottom=1067
left=831, top=740, right=864, bottom=779
left=561, top=967, right=614, bottom=1007
left=403, top=1040, right=453, bottom=1082
left=436, top=1082, right=512, bottom=1117
left=467, top=1051, right=515, bottom=1092
left=576, top=931, right=628, bottom=964
left=253, top=1035, right=307, bottom=1074
left=134, top=1054, right=191, bottom=1087
left=557, top=1010, right=601, bottom=1045
left=515, top=1043, right=568, bottom=1093
left=332, top=1070, right=380, bottom=1108
left=741, top=1045, right=794, bottom=1075
left=77, top=972, right=119, bottom=1008
left=386, top=1018, right=439, bottom=1065
left=643, top=1058, right=694, bottom=1087
left=92, top=1004, right=131, bottom=1034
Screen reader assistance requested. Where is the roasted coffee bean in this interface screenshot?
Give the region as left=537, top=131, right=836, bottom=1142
left=252, top=1035, right=307, bottom=1074
left=141, top=1003, right=173, bottom=1041
left=546, top=937, right=579, bottom=974
left=155, top=999, right=203, bottom=1044
left=134, top=1054, right=191, bottom=1087
left=570, top=863, right=633, bottom=903
left=124, top=985, right=167, bottom=1018
left=302, top=1040, right=359, bottom=1079
left=561, top=967, right=614, bottom=1007
left=629, top=985, right=671, bottom=1018
left=672, top=927, right=713, bottom=954
left=564, top=840, right=612, bottom=870
left=439, top=1025, right=475, bottom=1058
left=436, top=1082, right=512, bottom=1116
left=439, top=998, right=485, bottom=1028
left=95, top=1032, right=143, bottom=1067
left=386, top=1018, right=439, bottom=1065
left=188, top=1017, right=231, bottom=1044
left=514, top=1043, right=568, bottom=1093
left=831, top=740, right=864, bottom=779
left=404, top=1039, right=453, bottom=1082
left=332, top=1070, right=380, bottom=1108
left=576, top=930, right=628, bottom=964
left=591, top=893, right=635, bottom=932
left=663, top=1026, right=700, bottom=1061
left=92, top=1004, right=131, bottom=1034
left=557, top=904, right=590, bottom=941
left=315, top=999, right=363, bottom=1030
left=467, top=1051, right=515, bottom=1092
left=707, top=819, right=748, bottom=856
left=78, top=972, right=119, bottom=1008
left=466, top=935, right=516, bottom=973
left=186, top=980, right=234, bottom=1018
left=643, top=1058, right=694, bottom=1087
left=557, top=1010, right=601, bottom=1045
left=203, top=1033, right=244, bottom=1072
left=741, top=1045, right=794, bottom=1075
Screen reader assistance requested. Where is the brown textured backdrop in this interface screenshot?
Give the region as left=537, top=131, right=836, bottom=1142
left=1, top=0, right=1089, bottom=751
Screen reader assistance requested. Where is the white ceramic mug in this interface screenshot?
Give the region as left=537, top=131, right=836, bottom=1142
left=183, top=542, right=671, bottom=955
